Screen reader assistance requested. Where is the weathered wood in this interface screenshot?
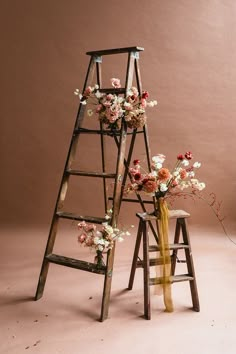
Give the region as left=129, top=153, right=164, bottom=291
left=86, top=46, right=144, bottom=56
left=66, top=169, right=116, bottom=178
left=149, top=243, right=190, bottom=252
left=143, top=220, right=151, bottom=320
left=136, top=210, right=191, bottom=221
left=137, top=257, right=170, bottom=268
left=35, top=46, right=152, bottom=322
left=46, top=254, right=106, bottom=274
left=149, top=274, right=194, bottom=286
left=128, top=220, right=143, bottom=290
left=180, top=218, right=200, bottom=312
left=56, top=211, right=107, bottom=224
left=128, top=211, right=200, bottom=317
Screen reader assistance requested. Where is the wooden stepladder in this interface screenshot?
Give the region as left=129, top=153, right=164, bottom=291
left=128, top=210, right=200, bottom=319
left=35, top=46, right=154, bottom=321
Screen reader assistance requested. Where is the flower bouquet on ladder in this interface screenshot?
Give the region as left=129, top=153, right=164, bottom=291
left=77, top=217, right=130, bottom=268
left=74, top=78, right=157, bottom=130
left=125, top=151, right=205, bottom=312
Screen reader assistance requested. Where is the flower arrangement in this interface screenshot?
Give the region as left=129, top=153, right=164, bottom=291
left=77, top=219, right=130, bottom=266
left=74, top=78, right=157, bottom=130
left=125, top=152, right=206, bottom=203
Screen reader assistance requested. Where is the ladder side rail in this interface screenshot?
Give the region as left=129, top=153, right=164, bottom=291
left=95, top=58, right=109, bottom=214
left=35, top=56, right=97, bottom=301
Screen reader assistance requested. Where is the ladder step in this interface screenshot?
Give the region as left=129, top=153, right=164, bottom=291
left=74, top=128, right=121, bottom=136
left=99, top=88, right=126, bottom=94
left=73, top=128, right=145, bottom=136
left=46, top=254, right=106, bottom=274
left=56, top=211, right=107, bottom=224
left=149, top=274, right=194, bottom=286
left=149, top=243, right=190, bottom=252
left=109, top=197, right=154, bottom=204
left=86, top=46, right=144, bottom=56
left=66, top=169, right=116, bottom=178
left=137, top=257, right=169, bottom=267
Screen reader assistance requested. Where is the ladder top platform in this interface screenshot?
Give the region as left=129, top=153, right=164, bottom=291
left=86, top=46, right=144, bottom=56
left=136, top=210, right=191, bottom=221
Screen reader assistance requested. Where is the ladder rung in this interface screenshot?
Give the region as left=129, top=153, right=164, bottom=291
left=74, top=128, right=121, bottom=136
left=74, top=128, right=144, bottom=136
left=149, top=274, right=194, bottom=285
left=149, top=243, right=190, bottom=252
left=56, top=212, right=107, bottom=224
left=86, top=46, right=144, bottom=56
left=108, top=197, right=154, bottom=204
left=137, top=258, right=169, bottom=268
left=66, top=169, right=116, bottom=178
left=46, top=254, right=106, bottom=274
left=99, top=88, right=126, bottom=94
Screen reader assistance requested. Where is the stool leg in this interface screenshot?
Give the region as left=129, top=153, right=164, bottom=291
left=143, top=221, right=151, bottom=320
left=181, top=218, right=200, bottom=312
left=128, top=220, right=143, bottom=290
left=171, top=218, right=181, bottom=275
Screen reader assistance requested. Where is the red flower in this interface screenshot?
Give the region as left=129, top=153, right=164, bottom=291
left=134, top=172, right=142, bottom=180
left=185, top=151, right=193, bottom=160
left=142, top=91, right=149, bottom=99
left=133, top=159, right=140, bottom=165
left=177, top=154, right=184, bottom=160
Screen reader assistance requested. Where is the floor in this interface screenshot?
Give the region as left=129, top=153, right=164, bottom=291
left=1, top=222, right=236, bottom=354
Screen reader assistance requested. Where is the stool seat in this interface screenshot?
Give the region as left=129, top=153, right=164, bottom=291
left=136, top=209, right=190, bottom=221
left=128, top=209, right=200, bottom=319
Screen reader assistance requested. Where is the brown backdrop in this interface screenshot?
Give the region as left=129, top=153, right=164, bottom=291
left=1, top=0, right=236, bottom=231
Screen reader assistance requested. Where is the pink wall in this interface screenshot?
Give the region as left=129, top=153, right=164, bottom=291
left=1, top=0, right=236, bottom=230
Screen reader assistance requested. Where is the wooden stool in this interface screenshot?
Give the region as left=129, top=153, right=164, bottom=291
left=128, top=210, right=200, bottom=319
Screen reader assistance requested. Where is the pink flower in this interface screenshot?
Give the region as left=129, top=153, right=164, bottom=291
left=83, top=86, right=93, bottom=96
left=143, top=179, right=158, bottom=193
left=185, top=151, right=193, bottom=160
left=140, top=98, right=147, bottom=108
left=85, top=237, right=94, bottom=247
left=171, top=180, right=179, bottom=187
left=111, top=78, right=121, bottom=88
left=180, top=169, right=187, bottom=180
left=96, top=104, right=103, bottom=113
left=78, top=221, right=87, bottom=229
left=78, top=234, right=86, bottom=243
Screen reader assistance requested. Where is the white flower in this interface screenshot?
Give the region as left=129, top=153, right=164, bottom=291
left=74, top=89, right=80, bottom=95
left=97, top=245, right=104, bottom=252
left=94, top=84, right=99, bottom=90
left=193, top=162, right=201, bottom=168
left=93, top=237, right=100, bottom=245
left=160, top=183, right=168, bottom=192
left=188, top=171, right=195, bottom=177
left=152, top=154, right=166, bottom=164
left=117, top=237, right=124, bottom=242
left=125, top=231, right=131, bottom=236
left=182, top=159, right=189, bottom=167
left=95, top=91, right=103, bottom=99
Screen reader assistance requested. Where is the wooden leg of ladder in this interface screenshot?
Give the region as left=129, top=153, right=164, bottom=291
left=35, top=218, right=58, bottom=300
left=143, top=221, right=151, bottom=320
left=100, top=245, right=116, bottom=322
left=181, top=218, right=200, bottom=312
left=128, top=220, right=143, bottom=290
left=171, top=218, right=181, bottom=275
